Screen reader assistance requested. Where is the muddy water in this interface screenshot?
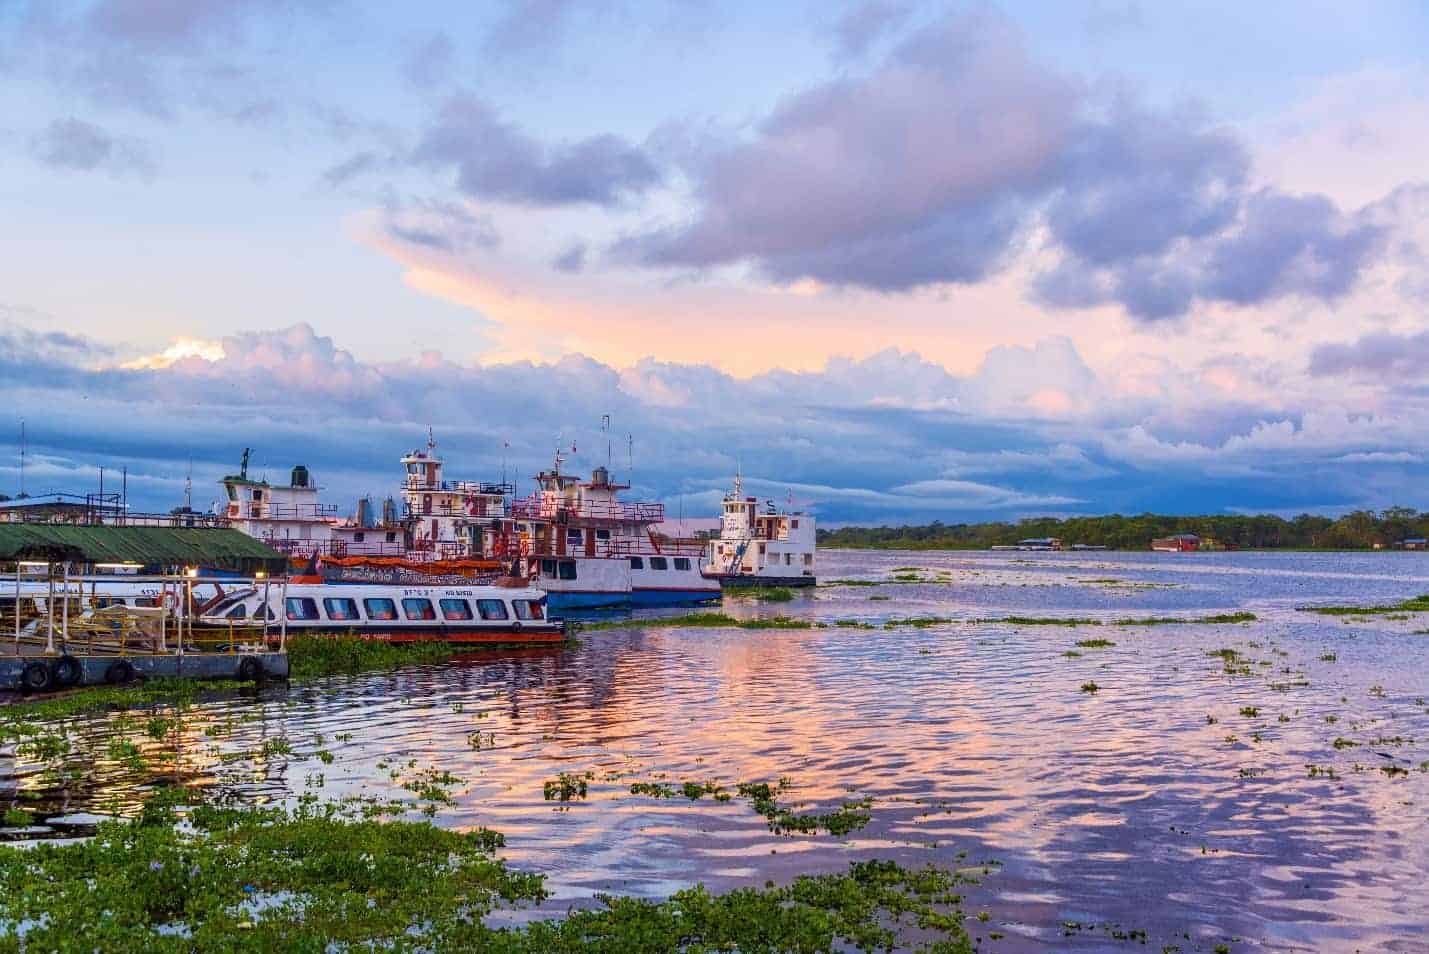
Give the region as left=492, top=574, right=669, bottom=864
left=6, top=550, right=1429, bottom=952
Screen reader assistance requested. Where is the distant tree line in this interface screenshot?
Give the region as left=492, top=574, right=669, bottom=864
left=817, top=508, right=1429, bottom=551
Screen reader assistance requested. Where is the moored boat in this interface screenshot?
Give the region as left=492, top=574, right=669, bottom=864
left=200, top=580, right=567, bottom=644
left=703, top=475, right=817, bottom=587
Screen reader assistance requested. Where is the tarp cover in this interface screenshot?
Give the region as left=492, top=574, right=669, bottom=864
left=0, top=525, right=286, bottom=573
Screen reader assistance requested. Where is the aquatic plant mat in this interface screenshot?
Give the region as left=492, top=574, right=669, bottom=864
left=0, top=792, right=981, bottom=952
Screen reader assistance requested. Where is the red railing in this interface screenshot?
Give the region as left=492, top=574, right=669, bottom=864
left=509, top=497, right=664, bottom=524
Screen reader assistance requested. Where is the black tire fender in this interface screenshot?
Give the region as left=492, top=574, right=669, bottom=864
left=510, top=620, right=522, bottom=632
left=52, top=655, right=83, bottom=688
left=105, top=660, right=136, bottom=685
left=237, top=656, right=263, bottom=682
left=20, top=661, right=53, bottom=694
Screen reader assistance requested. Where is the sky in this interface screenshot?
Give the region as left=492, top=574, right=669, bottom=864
left=1, top=0, right=1428, bottom=525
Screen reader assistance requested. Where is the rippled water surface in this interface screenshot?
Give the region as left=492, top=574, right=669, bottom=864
left=7, top=550, right=1429, bottom=952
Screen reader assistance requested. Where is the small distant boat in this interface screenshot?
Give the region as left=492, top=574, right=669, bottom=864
left=703, top=474, right=816, bottom=587
left=200, top=580, right=567, bottom=644
left=1151, top=534, right=1201, bottom=553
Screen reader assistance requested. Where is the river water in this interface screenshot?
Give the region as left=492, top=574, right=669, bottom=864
left=6, top=549, right=1429, bottom=952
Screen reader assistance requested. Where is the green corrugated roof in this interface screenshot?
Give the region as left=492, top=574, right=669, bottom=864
left=0, top=525, right=287, bottom=573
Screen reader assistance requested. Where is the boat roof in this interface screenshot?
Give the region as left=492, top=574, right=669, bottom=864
left=0, top=525, right=288, bottom=574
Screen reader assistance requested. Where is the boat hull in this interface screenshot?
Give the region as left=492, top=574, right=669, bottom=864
left=544, top=589, right=630, bottom=611
left=630, top=587, right=722, bottom=606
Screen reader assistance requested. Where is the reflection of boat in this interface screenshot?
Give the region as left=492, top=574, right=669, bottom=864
left=200, top=581, right=567, bottom=644
left=704, top=475, right=816, bottom=587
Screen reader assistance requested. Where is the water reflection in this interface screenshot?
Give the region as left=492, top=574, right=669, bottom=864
left=4, top=550, right=1428, bottom=951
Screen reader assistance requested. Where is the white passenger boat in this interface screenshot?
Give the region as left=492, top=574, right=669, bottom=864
left=199, top=580, right=567, bottom=644
left=704, top=475, right=817, bottom=587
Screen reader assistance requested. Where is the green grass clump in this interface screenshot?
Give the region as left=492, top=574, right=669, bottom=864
left=1080, top=682, right=1100, bottom=693
left=883, top=616, right=956, bottom=629
left=734, top=586, right=795, bottom=602
left=1116, top=612, right=1257, bottom=626
left=582, top=612, right=812, bottom=631
left=287, top=634, right=459, bottom=678
left=994, top=616, right=1101, bottom=627
left=1299, top=594, right=1429, bottom=616
left=1075, top=638, right=1116, bottom=648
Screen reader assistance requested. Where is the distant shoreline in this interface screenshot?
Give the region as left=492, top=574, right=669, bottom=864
left=816, top=510, right=1429, bottom=552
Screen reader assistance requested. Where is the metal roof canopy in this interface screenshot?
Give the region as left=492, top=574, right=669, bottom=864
left=0, top=525, right=287, bottom=574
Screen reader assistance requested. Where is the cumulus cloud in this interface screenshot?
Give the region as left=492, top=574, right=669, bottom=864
left=1309, top=330, right=1429, bottom=378
left=623, top=10, right=1073, bottom=288
left=28, top=117, right=157, bottom=179
left=413, top=93, right=660, bottom=207
left=622, top=10, right=1389, bottom=320
left=378, top=193, right=500, bottom=254
left=9, top=316, right=1427, bottom=521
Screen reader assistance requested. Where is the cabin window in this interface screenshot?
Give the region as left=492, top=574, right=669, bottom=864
left=253, top=489, right=263, bottom=502
left=225, top=603, right=247, bottom=620
left=791, top=519, right=799, bottom=529
left=673, top=557, right=690, bottom=571
left=513, top=599, right=544, bottom=620
left=595, top=529, right=610, bottom=540
left=476, top=599, right=509, bottom=620
left=385, top=531, right=397, bottom=543
left=364, top=598, right=398, bottom=620
left=566, top=528, right=582, bottom=541
left=402, top=598, right=436, bottom=621
left=440, top=598, right=473, bottom=621
left=649, top=557, right=668, bottom=570
left=541, top=559, right=557, bottom=577
left=226, top=485, right=237, bottom=501
left=804, top=554, right=812, bottom=565
left=558, top=561, right=577, bottom=580
left=286, top=597, right=320, bottom=621
left=353, top=532, right=365, bottom=543
left=629, top=556, right=644, bottom=569
left=785, top=553, right=792, bottom=566
left=323, top=597, right=359, bottom=621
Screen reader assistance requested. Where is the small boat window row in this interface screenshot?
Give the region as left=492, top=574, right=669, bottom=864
left=247, top=595, right=545, bottom=623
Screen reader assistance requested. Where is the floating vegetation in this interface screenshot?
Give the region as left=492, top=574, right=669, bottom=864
left=883, top=616, right=956, bottom=629
left=1075, top=638, right=1116, bottom=648
left=735, top=780, right=874, bottom=836
left=288, top=634, right=466, bottom=679
left=542, top=771, right=591, bottom=801
left=1298, top=594, right=1429, bottom=616
left=0, top=792, right=980, bottom=952
left=822, top=578, right=880, bottom=587
left=1239, top=707, right=1260, bottom=718
left=1000, top=615, right=1101, bottom=626
left=867, top=595, right=892, bottom=601
left=1080, top=682, right=1100, bottom=694
left=835, top=619, right=877, bottom=629
left=1116, top=613, right=1257, bottom=626
left=733, top=586, right=795, bottom=602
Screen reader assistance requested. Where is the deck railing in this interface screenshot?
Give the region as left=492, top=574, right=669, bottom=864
left=509, top=498, right=664, bottom=524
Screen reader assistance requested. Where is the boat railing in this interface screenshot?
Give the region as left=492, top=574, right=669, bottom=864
left=238, top=503, right=338, bottom=521
left=510, top=498, right=665, bottom=524
left=522, top=536, right=706, bottom=559
left=8, top=569, right=288, bottom=659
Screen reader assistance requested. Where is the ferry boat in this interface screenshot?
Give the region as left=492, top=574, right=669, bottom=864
left=199, top=580, right=566, bottom=644
left=503, top=456, right=719, bottom=610
left=704, top=475, right=816, bottom=587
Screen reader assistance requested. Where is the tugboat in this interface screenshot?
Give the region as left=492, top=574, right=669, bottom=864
left=704, top=474, right=816, bottom=587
